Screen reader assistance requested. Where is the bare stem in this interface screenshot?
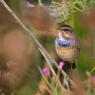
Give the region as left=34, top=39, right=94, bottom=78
left=0, top=0, right=72, bottom=94
left=0, top=0, right=57, bottom=68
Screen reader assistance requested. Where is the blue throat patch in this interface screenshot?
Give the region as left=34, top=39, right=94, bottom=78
left=55, top=38, right=74, bottom=47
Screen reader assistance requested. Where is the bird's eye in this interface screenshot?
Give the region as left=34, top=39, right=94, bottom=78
left=63, top=27, right=73, bottom=32
left=63, top=28, right=70, bottom=31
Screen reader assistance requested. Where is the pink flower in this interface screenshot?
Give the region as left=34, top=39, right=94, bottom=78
left=58, top=61, right=65, bottom=69
left=25, top=2, right=34, bottom=8
left=42, top=67, right=49, bottom=76
left=91, top=76, right=95, bottom=86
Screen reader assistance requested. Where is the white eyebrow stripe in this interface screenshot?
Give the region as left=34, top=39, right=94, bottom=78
left=58, top=32, right=66, bottom=41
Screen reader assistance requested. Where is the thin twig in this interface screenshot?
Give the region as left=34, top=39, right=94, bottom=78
left=0, top=0, right=72, bottom=94
left=39, top=48, right=70, bottom=94
left=0, top=0, right=57, bottom=69
left=0, top=0, right=62, bottom=77
left=38, top=67, right=56, bottom=95
left=0, top=0, right=57, bottom=71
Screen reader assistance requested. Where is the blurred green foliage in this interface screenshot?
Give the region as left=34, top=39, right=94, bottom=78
left=68, top=13, right=95, bottom=76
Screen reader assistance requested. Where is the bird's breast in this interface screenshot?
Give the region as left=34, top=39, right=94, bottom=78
left=55, top=45, right=77, bottom=63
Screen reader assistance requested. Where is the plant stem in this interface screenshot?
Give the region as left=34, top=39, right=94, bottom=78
left=0, top=1, right=72, bottom=94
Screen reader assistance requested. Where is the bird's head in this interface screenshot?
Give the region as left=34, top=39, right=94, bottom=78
left=57, top=23, right=76, bottom=40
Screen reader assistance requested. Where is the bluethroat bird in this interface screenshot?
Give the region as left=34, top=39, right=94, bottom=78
left=55, top=23, right=80, bottom=68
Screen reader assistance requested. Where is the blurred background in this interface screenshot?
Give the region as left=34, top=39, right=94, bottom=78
left=0, top=0, right=95, bottom=95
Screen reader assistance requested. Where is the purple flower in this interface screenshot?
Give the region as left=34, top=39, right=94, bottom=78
left=42, top=67, right=49, bottom=76
left=25, top=2, right=34, bottom=8
left=58, top=61, right=65, bottom=69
